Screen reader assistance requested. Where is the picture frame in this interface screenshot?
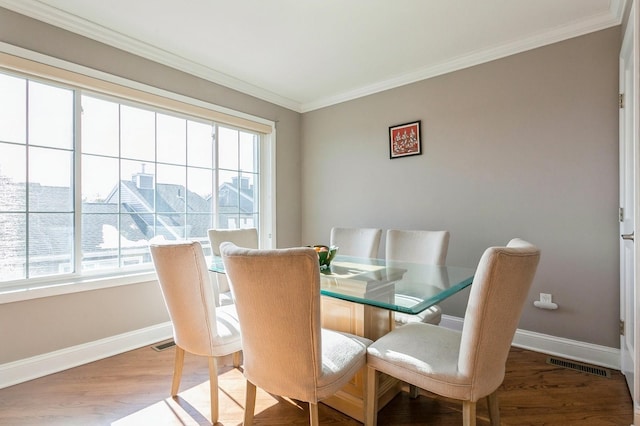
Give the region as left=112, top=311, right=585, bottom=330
left=389, top=120, right=422, bottom=159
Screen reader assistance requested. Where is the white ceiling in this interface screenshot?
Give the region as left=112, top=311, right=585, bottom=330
left=0, top=0, right=626, bottom=112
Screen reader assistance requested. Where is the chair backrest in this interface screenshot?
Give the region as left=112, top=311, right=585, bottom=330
left=458, top=238, right=540, bottom=399
left=330, top=227, right=382, bottom=258
left=385, top=229, right=450, bottom=265
left=208, top=228, right=259, bottom=255
left=220, top=243, right=323, bottom=402
left=149, top=241, right=220, bottom=356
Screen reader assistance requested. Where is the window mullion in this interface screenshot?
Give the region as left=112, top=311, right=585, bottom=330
left=73, top=90, right=82, bottom=274
left=24, top=78, right=30, bottom=278
left=212, top=123, right=219, bottom=229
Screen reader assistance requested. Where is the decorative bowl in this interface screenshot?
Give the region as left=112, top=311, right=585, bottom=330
left=311, top=245, right=338, bottom=270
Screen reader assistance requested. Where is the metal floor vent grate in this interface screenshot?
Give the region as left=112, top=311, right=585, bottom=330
left=151, top=340, right=176, bottom=352
left=546, top=356, right=611, bottom=378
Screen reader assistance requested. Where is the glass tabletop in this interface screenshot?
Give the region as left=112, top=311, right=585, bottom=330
left=210, top=254, right=475, bottom=315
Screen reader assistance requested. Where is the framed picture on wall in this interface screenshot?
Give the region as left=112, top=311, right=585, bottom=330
left=389, top=120, right=422, bottom=159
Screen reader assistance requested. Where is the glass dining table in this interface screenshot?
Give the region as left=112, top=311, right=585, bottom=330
left=209, top=254, right=475, bottom=316
left=210, top=253, right=475, bottom=422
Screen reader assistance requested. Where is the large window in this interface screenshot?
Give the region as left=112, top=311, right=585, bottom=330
left=0, top=69, right=267, bottom=285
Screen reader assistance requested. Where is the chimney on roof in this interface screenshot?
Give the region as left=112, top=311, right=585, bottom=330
left=132, top=163, right=154, bottom=189
left=232, top=176, right=250, bottom=190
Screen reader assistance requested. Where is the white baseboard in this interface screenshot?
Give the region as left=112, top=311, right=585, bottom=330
left=0, top=316, right=622, bottom=391
left=0, top=322, right=173, bottom=390
left=440, top=314, right=621, bottom=370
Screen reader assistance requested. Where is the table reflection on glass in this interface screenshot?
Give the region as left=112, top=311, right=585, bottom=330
left=319, top=255, right=474, bottom=314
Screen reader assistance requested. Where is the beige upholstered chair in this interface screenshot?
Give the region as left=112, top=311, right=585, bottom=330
left=330, top=227, right=382, bottom=258
left=365, top=239, right=540, bottom=426
left=220, top=243, right=372, bottom=426
left=208, top=228, right=258, bottom=306
left=386, top=229, right=450, bottom=326
left=149, top=241, right=243, bottom=424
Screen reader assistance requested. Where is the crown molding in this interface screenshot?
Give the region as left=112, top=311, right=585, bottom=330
left=0, top=0, right=626, bottom=114
left=301, top=2, right=626, bottom=112
left=0, top=0, right=302, bottom=112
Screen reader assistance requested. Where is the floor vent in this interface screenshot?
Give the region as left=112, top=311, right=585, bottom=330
left=546, top=356, right=611, bottom=378
left=151, top=340, right=176, bottom=352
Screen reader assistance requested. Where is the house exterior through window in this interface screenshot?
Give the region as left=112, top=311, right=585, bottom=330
left=0, top=68, right=268, bottom=286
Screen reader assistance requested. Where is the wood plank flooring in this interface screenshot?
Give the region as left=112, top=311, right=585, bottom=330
left=0, top=343, right=632, bottom=425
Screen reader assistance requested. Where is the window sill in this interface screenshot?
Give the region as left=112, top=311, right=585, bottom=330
left=0, top=271, right=158, bottom=305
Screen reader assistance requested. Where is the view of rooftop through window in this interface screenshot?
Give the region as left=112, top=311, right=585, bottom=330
left=0, top=70, right=261, bottom=283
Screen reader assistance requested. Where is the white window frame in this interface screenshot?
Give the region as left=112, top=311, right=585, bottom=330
left=0, top=43, right=277, bottom=304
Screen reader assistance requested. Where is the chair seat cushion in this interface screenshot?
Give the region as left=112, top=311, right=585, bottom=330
left=316, top=329, right=372, bottom=401
left=367, top=322, right=479, bottom=401
left=209, top=304, right=243, bottom=356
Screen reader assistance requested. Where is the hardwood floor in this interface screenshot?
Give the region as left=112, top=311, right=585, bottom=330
left=0, top=343, right=632, bottom=425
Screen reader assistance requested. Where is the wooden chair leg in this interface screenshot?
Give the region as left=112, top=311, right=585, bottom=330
left=365, top=366, right=379, bottom=426
left=208, top=357, right=219, bottom=424
left=486, top=391, right=500, bottom=426
left=309, top=402, right=319, bottom=426
left=244, top=380, right=257, bottom=426
left=462, top=400, right=477, bottom=426
left=409, top=384, right=420, bottom=399
left=171, top=346, right=185, bottom=396
left=233, top=350, right=241, bottom=368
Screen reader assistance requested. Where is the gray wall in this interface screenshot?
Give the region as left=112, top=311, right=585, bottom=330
left=301, top=27, right=621, bottom=347
left=0, top=7, right=302, bottom=363
left=0, top=6, right=622, bottom=364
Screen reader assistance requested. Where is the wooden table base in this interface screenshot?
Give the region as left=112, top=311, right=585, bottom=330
left=320, top=296, right=401, bottom=422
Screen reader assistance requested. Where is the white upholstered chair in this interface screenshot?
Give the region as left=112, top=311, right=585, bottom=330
left=330, top=227, right=382, bottom=258
left=149, top=241, right=243, bottom=424
left=208, top=228, right=258, bottom=306
left=365, top=239, right=540, bottom=426
left=386, top=229, right=450, bottom=327
left=220, top=243, right=372, bottom=426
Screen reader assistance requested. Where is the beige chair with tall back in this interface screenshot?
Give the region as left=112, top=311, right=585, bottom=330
left=386, top=229, right=450, bottom=327
left=220, top=242, right=372, bottom=426
left=330, top=227, right=382, bottom=258
left=365, top=238, right=540, bottom=426
left=149, top=241, right=243, bottom=425
left=208, top=228, right=258, bottom=306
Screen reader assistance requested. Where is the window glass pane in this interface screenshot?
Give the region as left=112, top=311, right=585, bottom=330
left=155, top=213, right=182, bottom=240
left=119, top=211, right=154, bottom=267
left=245, top=213, right=259, bottom=229
left=0, top=213, right=26, bottom=280
left=186, top=214, right=212, bottom=241
left=28, top=81, right=73, bottom=149
left=218, top=170, right=238, bottom=207
left=120, top=105, right=154, bottom=161
left=187, top=167, right=212, bottom=213
left=0, top=73, right=26, bottom=144
left=81, top=95, right=119, bottom=157
left=121, top=159, right=155, bottom=210
left=82, top=155, right=119, bottom=203
left=81, top=212, right=118, bottom=271
left=218, top=126, right=239, bottom=170
left=28, top=147, right=73, bottom=212
left=0, top=143, right=26, bottom=211
left=240, top=172, right=258, bottom=214
left=28, top=212, right=73, bottom=277
left=121, top=244, right=153, bottom=268
left=187, top=120, right=213, bottom=168
left=157, top=113, right=186, bottom=165
left=156, top=163, right=186, bottom=214
left=218, top=169, right=238, bottom=229
left=239, top=131, right=257, bottom=172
